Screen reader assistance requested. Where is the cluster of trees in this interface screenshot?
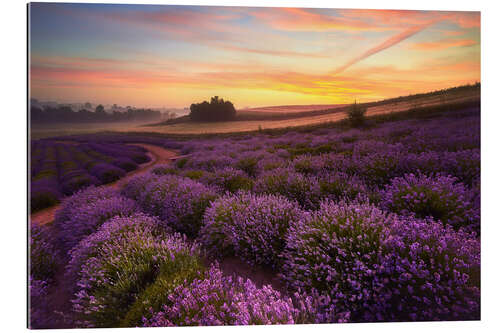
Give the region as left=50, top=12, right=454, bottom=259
left=31, top=105, right=162, bottom=123
left=189, top=96, right=236, bottom=122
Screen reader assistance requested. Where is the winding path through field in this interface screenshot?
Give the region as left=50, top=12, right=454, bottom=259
left=30, top=144, right=180, bottom=226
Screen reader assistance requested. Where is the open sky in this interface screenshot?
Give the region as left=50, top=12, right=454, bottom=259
left=29, top=3, right=480, bottom=108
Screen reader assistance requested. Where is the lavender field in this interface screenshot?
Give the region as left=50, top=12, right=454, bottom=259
left=29, top=104, right=480, bottom=328
left=30, top=141, right=151, bottom=212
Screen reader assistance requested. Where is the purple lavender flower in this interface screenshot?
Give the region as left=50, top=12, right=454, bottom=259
left=54, top=187, right=137, bottom=253
left=281, top=201, right=393, bottom=321
left=70, top=214, right=202, bottom=327
left=30, top=223, right=60, bottom=282
left=143, top=265, right=297, bottom=327
left=254, top=167, right=320, bottom=210
left=317, top=171, right=370, bottom=202
left=381, top=172, right=479, bottom=234
left=201, top=167, right=254, bottom=193
left=54, top=186, right=118, bottom=224
left=29, top=276, right=50, bottom=329
left=120, top=172, right=160, bottom=200
left=89, top=162, right=126, bottom=184
left=281, top=200, right=480, bottom=322
left=137, top=175, right=218, bottom=237
left=380, top=216, right=480, bottom=321
left=201, top=192, right=304, bottom=267
left=65, top=213, right=165, bottom=288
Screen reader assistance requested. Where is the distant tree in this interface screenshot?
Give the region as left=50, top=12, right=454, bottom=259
left=189, top=96, right=236, bottom=122
left=84, top=102, right=92, bottom=109
left=345, top=101, right=367, bottom=127
left=95, top=104, right=105, bottom=113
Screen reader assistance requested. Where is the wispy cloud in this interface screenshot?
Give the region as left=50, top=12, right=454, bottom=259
left=338, top=9, right=480, bottom=29
left=409, top=38, right=478, bottom=50
left=250, top=7, right=378, bottom=32
left=333, top=22, right=436, bottom=74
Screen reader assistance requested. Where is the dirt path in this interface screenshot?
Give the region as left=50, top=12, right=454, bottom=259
left=218, top=256, right=286, bottom=293
left=30, top=144, right=179, bottom=225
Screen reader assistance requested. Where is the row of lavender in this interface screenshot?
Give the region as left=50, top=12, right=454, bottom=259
left=30, top=105, right=480, bottom=327
left=30, top=140, right=151, bottom=212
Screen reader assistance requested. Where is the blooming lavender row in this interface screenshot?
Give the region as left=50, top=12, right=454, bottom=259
left=50, top=133, right=183, bottom=150
left=29, top=223, right=63, bottom=328
left=123, top=173, right=217, bottom=237
left=381, top=172, right=480, bottom=234
left=143, top=265, right=299, bottom=326
left=53, top=186, right=137, bottom=253
left=68, top=213, right=204, bottom=327
left=30, top=223, right=61, bottom=282
left=200, top=191, right=304, bottom=268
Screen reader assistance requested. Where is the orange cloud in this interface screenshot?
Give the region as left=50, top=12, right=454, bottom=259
left=409, top=38, right=478, bottom=50
left=31, top=55, right=479, bottom=105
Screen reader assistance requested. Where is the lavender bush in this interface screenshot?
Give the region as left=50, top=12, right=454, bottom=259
left=281, top=201, right=393, bottom=321
left=281, top=200, right=480, bottom=322
left=65, top=213, right=165, bottom=288
left=29, top=277, right=50, bottom=329
left=137, top=175, right=217, bottom=237
left=120, top=172, right=159, bottom=200
left=54, top=187, right=137, bottom=252
left=318, top=171, right=370, bottom=202
left=30, top=224, right=60, bottom=282
left=254, top=167, right=320, bottom=209
left=202, top=167, right=254, bottom=193
left=201, top=192, right=304, bottom=267
left=143, top=266, right=297, bottom=326
left=70, top=214, right=202, bottom=327
left=380, top=216, right=480, bottom=321
left=381, top=173, right=479, bottom=234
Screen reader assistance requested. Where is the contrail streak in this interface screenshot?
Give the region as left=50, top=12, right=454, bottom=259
left=333, top=21, right=436, bottom=74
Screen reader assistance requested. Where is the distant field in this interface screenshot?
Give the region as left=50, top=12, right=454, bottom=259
left=30, top=121, right=153, bottom=140
left=130, top=87, right=480, bottom=135
left=240, top=104, right=347, bottom=114
left=31, top=85, right=480, bottom=138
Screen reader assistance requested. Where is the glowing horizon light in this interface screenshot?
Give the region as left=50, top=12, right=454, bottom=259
left=29, top=3, right=480, bottom=109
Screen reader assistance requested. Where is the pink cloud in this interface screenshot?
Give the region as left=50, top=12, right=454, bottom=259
left=249, top=7, right=379, bottom=32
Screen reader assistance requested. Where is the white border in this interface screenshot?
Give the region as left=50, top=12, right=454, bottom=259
left=1, top=0, right=498, bottom=332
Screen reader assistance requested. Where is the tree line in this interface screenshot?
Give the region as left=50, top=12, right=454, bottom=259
left=31, top=105, right=162, bottom=123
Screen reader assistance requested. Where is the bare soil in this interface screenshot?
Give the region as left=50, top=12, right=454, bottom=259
left=218, top=256, right=286, bottom=293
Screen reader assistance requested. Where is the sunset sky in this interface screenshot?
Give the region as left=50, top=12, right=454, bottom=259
left=29, top=3, right=480, bottom=108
